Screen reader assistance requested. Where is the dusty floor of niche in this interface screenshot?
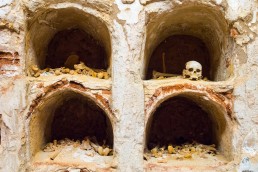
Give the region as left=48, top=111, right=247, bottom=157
left=145, top=153, right=229, bottom=172
left=144, top=143, right=229, bottom=171
left=34, top=145, right=114, bottom=169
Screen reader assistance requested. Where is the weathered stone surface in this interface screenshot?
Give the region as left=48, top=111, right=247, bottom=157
left=0, top=0, right=257, bottom=172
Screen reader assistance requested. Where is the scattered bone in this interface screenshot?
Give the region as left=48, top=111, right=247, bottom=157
left=73, top=140, right=81, bottom=148
left=103, top=72, right=109, bottom=79
left=102, top=147, right=112, bottom=156
left=29, top=61, right=110, bottom=79
left=152, top=70, right=179, bottom=79
left=58, top=139, right=66, bottom=146
left=90, top=71, right=97, bottom=78
left=34, top=71, right=41, bottom=77
left=53, top=140, right=57, bottom=147
left=91, top=140, right=112, bottom=156
left=80, top=138, right=92, bottom=150
left=151, top=147, right=163, bottom=158
left=147, top=142, right=217, bottom=162
left=74, top=62, right=93, bottom=72
left=144, top=153, right=151, bottom=161
left=90, top=141, right=99, bottom=152
left=183, top=153, right=192, bottom=159
left=64, top=138, right=74, bottom=146
left=97, top=146, right=104, bottom=155
left=31, top=65, right=39, bottom=72
left=42, top=137, right=112, bottom=157
left=61, top=68, right=70, bottom=74
left=151, top=147, right=158, bottom=156
left=168, top=145, right=175, bottom=154
left=55, top=69, right=61, bottom=76
left=43, top=143, right=56, bottom=152
left=29, top=65, right=41, bottom=77
left=69, top=70, right=75, bottom=75
left=50, top=149, right=62, bottom=160
left=44, top=68, right=50, bottom=72
left=97, top=72, right=104, bottom=79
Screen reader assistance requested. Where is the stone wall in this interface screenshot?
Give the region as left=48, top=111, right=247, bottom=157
left=0, top=0, right=257, bottom=171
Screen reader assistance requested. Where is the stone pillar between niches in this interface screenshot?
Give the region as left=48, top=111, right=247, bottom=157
left=112, top=1, right=145, bottom=171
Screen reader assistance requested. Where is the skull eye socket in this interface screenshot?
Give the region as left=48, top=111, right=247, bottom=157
left=189, top=68, right=193, bottom=72
left=196, top=69, right=201, bottom=72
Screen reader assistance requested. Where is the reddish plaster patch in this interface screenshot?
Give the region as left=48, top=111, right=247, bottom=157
left=0, top=81, right=14, bottom=94
left=0, top=52, right=19, bottom=67
left=102, top=90, right=111, bottom=95
left=0, top=51, right=20, bottom=75
left=36, top=83, right=44, bottom=88
left=27, top=80, right=112, bottom=119
left=146, top=84, right=233, bottom=119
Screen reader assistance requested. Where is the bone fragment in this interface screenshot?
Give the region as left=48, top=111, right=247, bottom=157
left=31, top=65, right=39, bottom=72
left=98, top=146, right=104, bottom=155
left=97, top=72, right=104, bottom=79
left=168, top=145, right=175, bottom=154
left=102, top=147, right=112, bottom=156
left=153, top=70, right=178, bottom=79
left=50, top=149, right=62, bottom=160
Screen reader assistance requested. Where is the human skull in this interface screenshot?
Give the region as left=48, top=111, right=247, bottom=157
left=183, top=61, right=202, bottom=81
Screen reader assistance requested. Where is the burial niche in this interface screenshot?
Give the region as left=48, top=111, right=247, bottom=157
left=30, top=91, right=113, bottom=161
left=147, top=35, right=210, bottom=80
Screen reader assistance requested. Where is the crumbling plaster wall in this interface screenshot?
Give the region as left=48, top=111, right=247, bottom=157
left=0, top=0, right=257, bottom=172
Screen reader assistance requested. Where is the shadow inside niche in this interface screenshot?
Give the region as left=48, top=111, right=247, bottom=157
left=147, top=96, right=214, bottom=149
left=46, top=28, right=108, bottom=70
left=51, top=97, right=113, bottom=146
left=147, top=35, right=211, bottom=80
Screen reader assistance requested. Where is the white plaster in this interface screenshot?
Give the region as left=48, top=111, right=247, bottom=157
left=226, top=0, right=255, bottom=20
left=242, top=129, right=258, bottom=157
left=247, top=37, right=258, bottom=64
left=250, top=8, right=258, bottom=24
left=115, top=0, right=143, bottom=24
left=0, top=0, right=13, bottom=7
left=215, top=0, right=223, bottom=4
left=0, top=0, right=258, bottom=171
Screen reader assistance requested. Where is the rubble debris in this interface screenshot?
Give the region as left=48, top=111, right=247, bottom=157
left=152, top=70, right=180, bottom=79
left=42, top=137, right=113, bottom=159
left=29, top=61, right=110, bottom=79
left=147, top=142, right=217, bottom=162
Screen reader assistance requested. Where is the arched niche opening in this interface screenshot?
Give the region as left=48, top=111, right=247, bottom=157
left=145, top=93, right=233, bottom=160
left=26, top=7, right=111, bottom=77
left=29, top=90, right=114, bottom=163
left=143, top=5, right=232, bottom=81
left=46, top=28, right=107, bottom=70
left=147, top=97, right=214, bottom=147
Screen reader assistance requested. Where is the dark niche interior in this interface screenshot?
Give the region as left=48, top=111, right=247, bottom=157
left=146, top=35, right=211, bottom=80
left=51, top=96, right=113, bottom=147
left=147, top=96, right=214, bottom=149
left=45, top=28, right=108, bottom=70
